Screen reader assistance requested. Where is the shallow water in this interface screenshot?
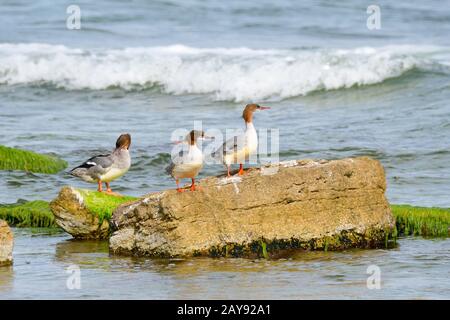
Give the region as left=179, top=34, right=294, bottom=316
left=0, top=229, right=449, bottom=299
left=0, top=1, right=449, bottom=299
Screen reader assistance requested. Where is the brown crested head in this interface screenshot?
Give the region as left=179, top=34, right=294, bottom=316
left=186, top=130, right=205, bottom=145
left=116, top=133, right=131, bottom=150
left=242, top=103, right=269, bottom=122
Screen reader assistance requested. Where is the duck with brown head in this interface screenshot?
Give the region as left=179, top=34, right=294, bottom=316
left=69, top=133, right=131, bottom=195
left=215, top=103, right=270, bottom=177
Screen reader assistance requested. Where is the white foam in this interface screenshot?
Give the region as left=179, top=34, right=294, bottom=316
left=0, top=43, right=446, bottom=101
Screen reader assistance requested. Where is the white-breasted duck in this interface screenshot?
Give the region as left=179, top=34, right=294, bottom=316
left=215, top=104, right=270, bottom=177
left=70, top=133, right=131, bottom=194
left=166, top=130, right=207, bottom=192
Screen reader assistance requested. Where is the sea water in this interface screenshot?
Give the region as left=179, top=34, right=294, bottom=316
left=0, top=0, right=449, bottom=299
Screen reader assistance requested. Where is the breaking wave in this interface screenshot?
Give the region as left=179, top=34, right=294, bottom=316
left=0, top=43, right=447, bottom=101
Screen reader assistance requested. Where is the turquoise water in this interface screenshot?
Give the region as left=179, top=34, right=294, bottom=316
left=0, top=1, right=449, bottom=299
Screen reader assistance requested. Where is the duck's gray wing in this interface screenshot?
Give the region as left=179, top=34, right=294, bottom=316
left=165, top=148, right=186, bottom=177
left=70, top=153, right=114, bottom=180
left=165, top=161, right=175, bottom=177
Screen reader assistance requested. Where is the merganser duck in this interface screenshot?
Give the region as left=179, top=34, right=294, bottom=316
left=215, top=104, right=270, bottom=177
left=166, top=130, right=206, bottom=192
left=70, top=133, right=131, bottom=194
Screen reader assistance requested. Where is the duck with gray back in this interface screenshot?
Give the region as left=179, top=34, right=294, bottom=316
left=70, top=133, right=131, bottom=195
left=214, top=104, right=270, bottom=176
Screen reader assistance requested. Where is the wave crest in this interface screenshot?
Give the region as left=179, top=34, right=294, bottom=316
left=0, top=43, right=446, bottom=101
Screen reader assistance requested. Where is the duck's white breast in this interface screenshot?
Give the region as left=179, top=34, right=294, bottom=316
left=100, top=167, right=129, bottom=182
left=224, top=124, right=258, bottom=165
left=172, top=163, right=203, bottom=179
left=172, top=145, right=203, bottom=179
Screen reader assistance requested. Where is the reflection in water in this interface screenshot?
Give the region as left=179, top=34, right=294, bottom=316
left=55, top=239, right=113, bottom=273
left=55, top=239, right=109, bottom=257
left=1, top=229, right=449, bottom=299
left=0, top=265, right=14, bottom=293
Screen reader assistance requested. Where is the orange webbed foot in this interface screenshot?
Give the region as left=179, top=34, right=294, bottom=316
left=238, top=164, right=245, bottom=175
left=190, top=185, right=202, bottom=192
left=105, top=190, right=123, bottom=197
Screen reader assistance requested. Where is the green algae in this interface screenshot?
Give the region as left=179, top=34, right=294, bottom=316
left=0, top=145, right=67, bottom=174
left=324, top=237, right=329, bottom=252
left=391, top=204, right=449, bottom=237
left=261, top=240, right=269, bottom=259
left=0, top=200, right=56, bottom=227
left=76, top=189, right=138, bottom=224
left=207, top=228, right=392, bottom=259
left=0, top=190, right=138, bottom=229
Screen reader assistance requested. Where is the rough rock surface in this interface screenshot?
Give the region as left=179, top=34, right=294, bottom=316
left=109, top=157, right=395, bottom=258
left=50, top=187, right=110, bottom=239
left=0, top=219, right=13, bottom=266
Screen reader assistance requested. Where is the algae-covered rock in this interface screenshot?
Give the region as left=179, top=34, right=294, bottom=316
left=0, top=220, right=13, bottom=266
left=0, top=200, right=56, bottom=228
left=109, top=157, right=395, bottom=258
left=0, top=145, right=67, bottom=174
left=50, top=187, right=137, bottom=239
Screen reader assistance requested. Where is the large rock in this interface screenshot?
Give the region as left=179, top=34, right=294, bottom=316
left=50, top=187, right=110, bottom=239
left=0, top=220, right=13, bottom=266
left=109, top=157, right=395, bottom=258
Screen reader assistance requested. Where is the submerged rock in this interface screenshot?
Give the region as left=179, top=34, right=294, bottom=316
left=0, top=220, right=13, bottom=266
left=50, top=187, right=136, bottom=239
left=109, top=157, right=395, bottom=258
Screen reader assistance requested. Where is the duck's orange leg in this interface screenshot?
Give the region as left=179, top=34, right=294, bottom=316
left=176, top=179, right=184, bottom=193
left=238, top=163, right=244, bottom=175
left=104, top=182, right=122, bottom=196
left=97, top=180, right=103, bottom=192
left=190, top=178, right=202, bottom=191
left=227, top=165, right=231, bottom=177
